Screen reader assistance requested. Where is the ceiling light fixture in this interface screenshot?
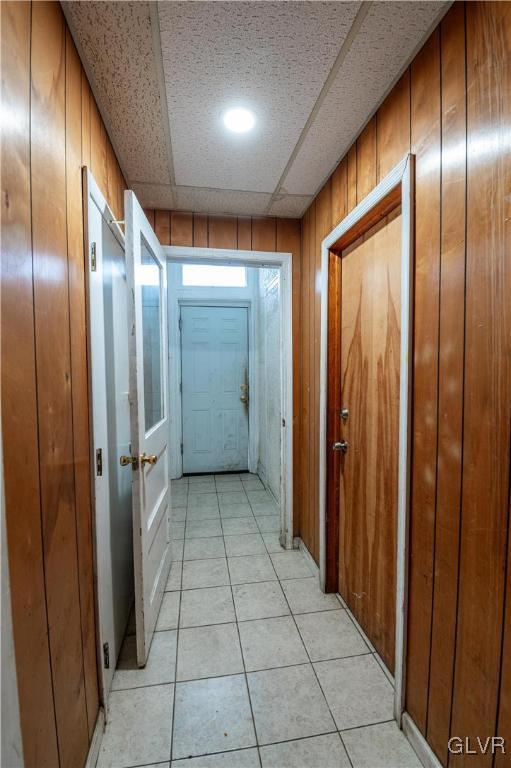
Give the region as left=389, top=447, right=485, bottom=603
left=223, top=107, right=255, bottom=134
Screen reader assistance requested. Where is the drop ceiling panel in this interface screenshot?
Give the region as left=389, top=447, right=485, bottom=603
left=158, top=1, right=360, bottom=193
left=175, top=187, right=273, bottom=217
left=283, top=1, right=449, bottom=195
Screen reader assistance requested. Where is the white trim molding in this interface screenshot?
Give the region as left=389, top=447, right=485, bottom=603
left=163, top=245, right=294, bottom=551
left=402, top=713, right=443, bottom=768
left=318, top=154, right=415, bottom=725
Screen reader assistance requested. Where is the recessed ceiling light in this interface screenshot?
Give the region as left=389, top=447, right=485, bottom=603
left=223, top=107, right=255, bottom=134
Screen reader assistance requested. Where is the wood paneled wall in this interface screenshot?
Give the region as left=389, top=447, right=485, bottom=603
left=1, top=2, right=126, bottom=765
left=299, top=2, right=510, bottom=764
left=142, top=210, right=301, bottom=535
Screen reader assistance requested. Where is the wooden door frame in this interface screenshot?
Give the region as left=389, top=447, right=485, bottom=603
left=164, top=245, right=294, bottom=551
left=318, top=154, right=415, bottom=723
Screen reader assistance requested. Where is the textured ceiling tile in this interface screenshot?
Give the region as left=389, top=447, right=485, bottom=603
left=158, top=1, right=361, bottom=192
left=131, top=182, right=174, bottom=211
left=175, top=187, right=272, bottom=217
left=269, top=195, right=313, bottom=218
left=63, top=1, right=170, bottom=185
left=283, top=1, right=449, bottom=195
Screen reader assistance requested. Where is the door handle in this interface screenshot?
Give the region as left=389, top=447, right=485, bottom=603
left=332, top=440, right=348, bottom=453
left=240, top=395, right=248, bottom=404
left=140, top=453, right=158, bottom=466
left=120, top=455, right=138, bottom=468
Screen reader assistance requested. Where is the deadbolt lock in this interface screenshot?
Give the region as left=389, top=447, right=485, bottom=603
left=340, top=407, right=349, bottom=421
left=120, top=454, right=138, bottom=469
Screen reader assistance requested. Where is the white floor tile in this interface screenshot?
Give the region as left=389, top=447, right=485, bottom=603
left=270, top=551, right=315, bottom=579
left=186, top=506, right=220, bottom=521
left=218, top=491, right=248, bottom=506
left=314, top=655, right=394, bottom=730
left=228, top=554, right=277, bottom=585
left=220, top=504, right=254, bottom=518
left=180, top=586, right=235, bottom=628
left=296, top=610, right=369, bottom=661
left=182, top=558, right=230, bottom=590
left=261, top=532, right=285, bottom=553
left=221, top=517, right=259, bottom=535
left=224, top=533, right=267, bottom=557
left=97, top=684, right=174, bottom=767
left=233, top=580, right=289, bottom=621
left=342, top=721, right=422, bottom=767
left=185, top=519, right=223, bottom=539
left=260, top=733, right=351, bottom=768
left=281, top=577, right=339, bottom=614
left=172, top=675, right=256, bottom=759
left=165, top=560, right=183, bottom=592
left=112, top=631, right=176, bottom=690
left=172, top=748, right=259, bottom=768
left=248, top=664, right=335, bottom=745
left=156, top=592, right=180, bottom=631
left=177, top=623, right=243, bottom=681
left=255, top=515, right=280, bottom=532
left=183, top=536, right=225, bottom=561
left=239, top=616, right=308, bottom=671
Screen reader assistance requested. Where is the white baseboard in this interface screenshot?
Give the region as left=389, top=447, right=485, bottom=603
left=85, top=708, right=105, bottom=768
left=402, top=712, right=443, bottom=768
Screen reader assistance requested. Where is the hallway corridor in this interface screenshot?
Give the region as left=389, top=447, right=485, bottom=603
left=97, top=474, right=421, bottom=768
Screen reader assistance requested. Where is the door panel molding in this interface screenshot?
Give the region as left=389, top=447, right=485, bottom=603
left=319, top=154, right=415, bottom=724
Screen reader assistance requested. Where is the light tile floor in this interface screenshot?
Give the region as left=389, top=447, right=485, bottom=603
left=97, top=473, right=422, bottom=768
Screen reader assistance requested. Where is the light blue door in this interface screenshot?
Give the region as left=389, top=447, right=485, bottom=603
left=181, top=305, right=249, bottom=473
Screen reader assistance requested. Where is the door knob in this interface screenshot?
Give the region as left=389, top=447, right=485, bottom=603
left=120, top=455, right=138, bottom=468
left=140, top=453, right=158, bottom=466
left=240, top=395, right=248, bottom=404
left=332, top=440, right=348, bottom=453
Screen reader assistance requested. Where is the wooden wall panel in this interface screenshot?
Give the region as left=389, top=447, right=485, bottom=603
left=426, top=5, right=466, bottom=761
left=155, top=209, right=171, bottom=245
left=208, top=215, right=237, bottom=249
left=3, top=2, right=127, bottom=763
left=406, top=28, right=442, bottom=733
left=237, top=216, right=252, bottom=250
left=1, top=3, right=60, bottom=764
left=331, top=157, right=348, bottom=228
left=377, top=71, right=411, bottom=181
left=347, top=144, right=357, bottom=212
left=296, top=5, right=510, bottom=766
left=356, top=117, right=377, bottom=202
left=31, top=3, right=89, bottom=765
left=193, top=213, right=208, bottom=247
left=171, top=211, right=193, bottom=246
left=450, top=3, right=511, bottom=764
left=65, top=27, right=98, bottom=740
left=252, top=217, right=277, bottom=252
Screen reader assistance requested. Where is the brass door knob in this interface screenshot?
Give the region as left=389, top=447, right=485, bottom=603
left=120, top=455, right=138, bottom=468
left=140, top=452, right=157, bottom=465
left=240, top=395, right=248, bottom=404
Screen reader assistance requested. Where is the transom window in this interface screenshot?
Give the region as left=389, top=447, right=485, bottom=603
left=181, top=264, right=247, bottom=288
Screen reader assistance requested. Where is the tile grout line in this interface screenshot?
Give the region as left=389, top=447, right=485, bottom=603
left=168, top=481, right=187, bottom=766
left=224, top=528, right=264, bottom=768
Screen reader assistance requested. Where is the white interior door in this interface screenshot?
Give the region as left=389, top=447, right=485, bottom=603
left=125, top=190, right=171, bottom=666
left=181, top=305, right=249, bottom=473
left=85, top=171, right=133, bottom=711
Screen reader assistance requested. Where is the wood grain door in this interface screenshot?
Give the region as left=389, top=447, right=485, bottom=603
left=338, top=208, right=401, bottom=673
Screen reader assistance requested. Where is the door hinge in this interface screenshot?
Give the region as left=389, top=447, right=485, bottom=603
left=179, top=381, right=182, bottom=394
left=96, top=448, right=103, bottom=476
left=178, top=317, right=182, bottom=331
left=90, top=242, right=97, bottom=272
left=180, top=442, right=183, bottom=455
left=103, top=642, right=110, bottom=669
left=282, top=418, right=286, bottom=427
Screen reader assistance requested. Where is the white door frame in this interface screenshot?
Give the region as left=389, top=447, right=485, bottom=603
left=83, top=169, right=126, bottom=711
left=164, top=245, right=294, bottom=550
left=318, top=154, right=415, bottom=723
left=174, top=299, right=257, bottom=476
